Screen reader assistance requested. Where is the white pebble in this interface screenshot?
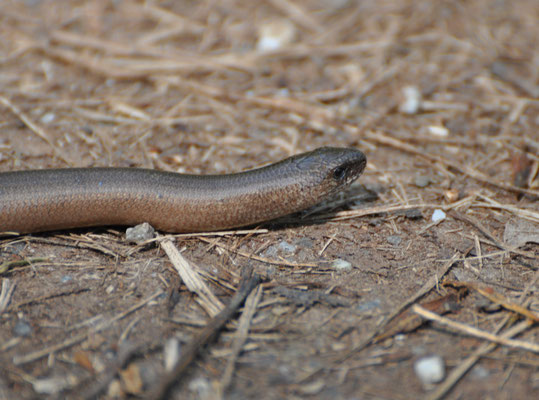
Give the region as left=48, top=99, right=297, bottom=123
left=414, top=355, right=445, bottom=384
left=428, top=125, right=449, bottom=137
left=431, top=209, right=446, bottom=222
left=331, top=259, right=352, bottom=271
left=41, top=112, right=56, bottom=124
left=257, top=20, right=296, bottom=52
left=125, top=222, right=156, bottom=243
left=32, top=376, right=75, bottom=394
left=164, top=338, right=181, bottom=371
left=399, top=86, right=421, bottom=114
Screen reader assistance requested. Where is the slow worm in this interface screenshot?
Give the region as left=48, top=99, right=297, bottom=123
left=0, top=147, right=366, bottom=233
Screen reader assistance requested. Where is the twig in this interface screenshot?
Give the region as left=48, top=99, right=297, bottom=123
left=0, top=279, right=16, bottom=314
left=0, top=257, right=49, bottom=275
left=426, top=318, right=534, bottom=400
left=412, top=305, right=538, bottom=352
left=125, top=228, right=269, bottom=257
left=451, top=210, right=537, bottom=260
left=9, top=287, right=90, bottom=311
left=474, top=194, right=539, bottom=223
left=366, top=252, right=461, bottom=342
left=146, top=268, right=261, bottom=400
left=160, top=238, right=224, bottom=316
left=0, top=95, right=71, bottom=164
left=217, top=284, right=263, bottom=397
left=444, top=280, right=539, bottom=322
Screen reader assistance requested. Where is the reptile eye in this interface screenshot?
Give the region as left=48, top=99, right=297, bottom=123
left=333, top=166, right=347, bottom=181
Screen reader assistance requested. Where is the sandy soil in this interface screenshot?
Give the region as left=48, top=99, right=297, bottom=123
left=0, top=1, right=537, bottom=399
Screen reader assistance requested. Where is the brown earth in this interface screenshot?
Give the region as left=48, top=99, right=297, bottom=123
left=0, top=1, right=537, bottom=399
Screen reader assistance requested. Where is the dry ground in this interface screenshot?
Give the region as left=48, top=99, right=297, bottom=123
left=0, top=1, right=538, bottom=399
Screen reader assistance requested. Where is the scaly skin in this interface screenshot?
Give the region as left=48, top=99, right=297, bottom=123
left=0, top=147, right=366, bottom=233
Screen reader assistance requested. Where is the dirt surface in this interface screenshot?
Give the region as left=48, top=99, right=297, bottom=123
left=0, top=1, right=538, bottom=399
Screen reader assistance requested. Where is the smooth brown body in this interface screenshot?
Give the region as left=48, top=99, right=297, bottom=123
left=0, top=147, right=366, bottom=233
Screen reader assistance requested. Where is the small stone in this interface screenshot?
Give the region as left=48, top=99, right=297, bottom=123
left=356, top=299, right=382, bottom=312
left=278, top=241, right=296, bottom=253
left=399, top=86, right=421, bottom=114
left=368, top=218, right=383, bottom=226
left=32, top=376, right=75, bottom=394
left=394, top=334, right=406, bottom=342
left=471, top=365, right=490, bottom=379
left=164, top=338, right=180, bottom=371
left=387, top=235, right=402, bottom=246
left=404, top=208, right=423, bottom=219
left=414, top=175, right=431, bottom=188
left=257, top=19, right=296, bottom=52
left=330, top=259, right=352, bottom=271
left=61, top=275, right=73, bottom=283
left=13, top=319, right=32, bottom=337
left=297, top=379, right=325, bottom=395
left=427, top=125, right=449, bottom=137
left=414, top=355, right=445, bottom=384
left=431, top=209, right=446, bottom=222
left=444, top=189, right=460, bottom=203
left=40, top=112, right=56, bottom=124
left=364, top=182, right=385, bottom=194
left=125, top=223, right=156, bottom=244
